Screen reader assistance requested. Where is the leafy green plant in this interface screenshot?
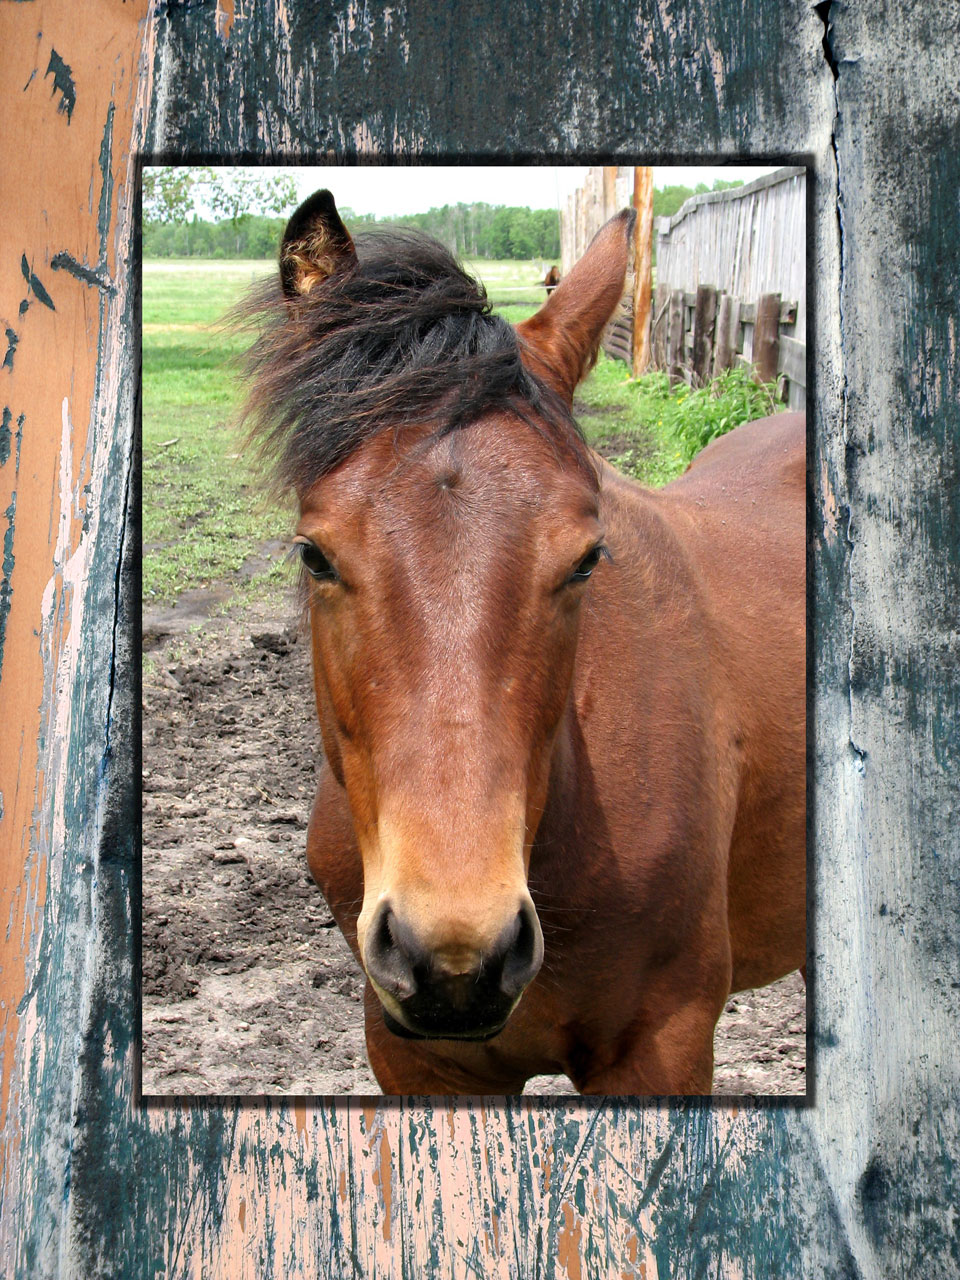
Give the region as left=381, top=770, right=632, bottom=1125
left=573, top=353, right=784, bottom=487
left=654, top=367, right=781, bottom=462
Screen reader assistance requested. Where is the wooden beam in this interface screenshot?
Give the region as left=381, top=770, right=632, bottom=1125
left=713, top=292, right=741, bottom=375
left=753, top=292, right=782, bottom=383
left=602, top=165, right=618, bottom=221
left=632, top=166, right=654, bottom=377
left=667, top=288, right=685, bottom=385
left=778, top=333, right=807, bottom=388
left=692, top=284, right=719, bottom=386
left=740, top=299, right=798, bottom=326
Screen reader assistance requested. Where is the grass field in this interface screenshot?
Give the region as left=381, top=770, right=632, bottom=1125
left=143, top=257, right=781, bottom=605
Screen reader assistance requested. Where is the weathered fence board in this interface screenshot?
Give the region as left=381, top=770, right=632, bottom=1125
left=714, top=292, right=741, bottom=376
left=1, top=1, right=958, bottom=1277
left=650, top=169, right=807, bottom=405
left=753, top=291, right=782, bottom=384
left=778, top=334, right=807, bottom=391
left=692, top=284, right=719, bottom=385
left=657, top=168, right=807, bottom=339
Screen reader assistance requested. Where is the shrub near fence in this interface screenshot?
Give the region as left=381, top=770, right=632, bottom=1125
left=649, top=284, right=805, bottom=407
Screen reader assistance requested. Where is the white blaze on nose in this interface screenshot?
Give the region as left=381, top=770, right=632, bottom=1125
left=355, top=800, right=539, bottom=973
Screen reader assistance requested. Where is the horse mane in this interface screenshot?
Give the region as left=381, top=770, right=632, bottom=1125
left=236, top=230, right=595, bottom=496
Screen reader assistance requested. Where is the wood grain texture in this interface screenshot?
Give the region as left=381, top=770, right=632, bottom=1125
left=1, top=0, right=957, bottom=1275
left=657, top=168, right=807, bottom=333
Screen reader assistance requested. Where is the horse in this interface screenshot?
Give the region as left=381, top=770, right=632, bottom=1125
left=543, top=264, right=561, bottom=294
left=241, top=189, right=806, bottom=1095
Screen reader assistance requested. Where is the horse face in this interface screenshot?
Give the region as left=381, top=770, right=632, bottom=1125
left=299, top=420, right=603, bottom=1038
left=281, top=189, right=634, bottom=1039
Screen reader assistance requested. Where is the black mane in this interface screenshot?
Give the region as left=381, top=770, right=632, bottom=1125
left=237, top=230, right=591, bottom=496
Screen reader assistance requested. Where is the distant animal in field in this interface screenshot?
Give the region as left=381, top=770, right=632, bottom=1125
left=543, top=264, right=561, bottom=293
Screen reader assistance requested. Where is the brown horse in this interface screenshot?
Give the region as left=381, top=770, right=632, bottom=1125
left=242, top=190, right=805, bottom=1095
left=543, top=264, right=561, bottom=293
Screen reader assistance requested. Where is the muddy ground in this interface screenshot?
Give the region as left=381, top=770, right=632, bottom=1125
left=142, top=580, right=806, bottom=1099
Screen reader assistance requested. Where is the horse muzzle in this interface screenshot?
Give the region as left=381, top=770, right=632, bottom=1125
left=363, top=898, right=544, bottom=1040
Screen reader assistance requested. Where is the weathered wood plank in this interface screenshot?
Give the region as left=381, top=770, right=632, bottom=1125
left=1, top=0, right=958, bottom=1277
left=753, top=291, right=782, bottom=383
left=740, top=299, right=798, bottom=326
left=0, top=2, right=152, bottom=1276
left=692, top=284, right=719, bottom=385
left=778, top=333, right=807, bottom=389
left=713, top=292, right=741, bottom=375
left=667, top=287, right=685, bottom=385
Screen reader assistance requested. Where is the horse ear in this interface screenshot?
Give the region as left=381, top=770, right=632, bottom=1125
left=517, top=208, right=636, bottom=401
left=280, top=189, right=358, bottom=299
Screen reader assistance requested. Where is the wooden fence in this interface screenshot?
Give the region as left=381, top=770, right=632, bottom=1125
left=653, top=168, right=806, bottom=408
left=560, top=166, right=634, bottom=275
left=650, top=283, right=806, bottom=407
left=562, top=167, right=807, bottom=409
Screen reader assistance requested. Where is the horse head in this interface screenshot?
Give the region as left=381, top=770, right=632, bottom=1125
left=250, top=191, right=634, bottom=1041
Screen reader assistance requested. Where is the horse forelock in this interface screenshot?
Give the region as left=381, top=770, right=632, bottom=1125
left=236, top=230, right=596, bottom=497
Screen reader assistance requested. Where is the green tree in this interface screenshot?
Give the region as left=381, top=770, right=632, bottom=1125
left=202, top=169, right=298, bottom=254
left=508, top=208, right=537, bottom=258
left=143, top=167, right=198, bottom=225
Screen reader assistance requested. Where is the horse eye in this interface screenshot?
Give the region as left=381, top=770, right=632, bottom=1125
left=569, top=546, right=604, bottom=583
left=299, top=542, right=338, bottom=582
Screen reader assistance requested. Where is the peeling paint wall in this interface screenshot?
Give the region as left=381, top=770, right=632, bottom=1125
left=1, top=0, right=958, bottom=1275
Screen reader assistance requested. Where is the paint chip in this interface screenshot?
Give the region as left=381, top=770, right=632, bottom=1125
left=45, top=49, right=76, bottom=122
left=3, top=331, right=18, bottom=372
left=29, top=273, right=55, bottom=310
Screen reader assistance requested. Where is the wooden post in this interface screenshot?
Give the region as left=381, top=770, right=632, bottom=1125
left=692, top=285, right=718, bottom=387
left=632, top=166, right=654, bottom=378
left=602, top=165, right=618, bottom=221
left=713, top=292, right=741, bottom=376
left=753, top=291, right=782, bottom=384
left=667, top=288, right=685, bottom=385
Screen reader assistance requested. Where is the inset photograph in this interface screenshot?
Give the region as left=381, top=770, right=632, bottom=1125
left=142, top=164, right=807, bottom=1097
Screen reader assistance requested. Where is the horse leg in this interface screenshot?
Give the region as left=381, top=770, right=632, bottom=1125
left=574, top=1002, right=719, bottom=1095
left=572, top=953, right=731, bottom=1096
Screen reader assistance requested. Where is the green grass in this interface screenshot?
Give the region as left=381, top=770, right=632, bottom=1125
left=142, top=259, right=293, bottom=604
left=143, top=257, right=783, bottom=605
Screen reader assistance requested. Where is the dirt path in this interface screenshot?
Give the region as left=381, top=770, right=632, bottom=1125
left=142, top=591, right=806, bottom=1097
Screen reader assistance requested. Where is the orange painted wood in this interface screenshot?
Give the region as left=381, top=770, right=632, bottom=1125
left=632, top=165, right=654, bottom=377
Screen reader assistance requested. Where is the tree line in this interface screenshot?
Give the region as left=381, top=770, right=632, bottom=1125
left=143, top=201, right=563, bottom=261
left=142, top=167, right=743, bottom=262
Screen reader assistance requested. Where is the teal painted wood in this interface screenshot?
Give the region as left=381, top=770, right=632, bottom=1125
left=2, top=0, right=958, bottom=1275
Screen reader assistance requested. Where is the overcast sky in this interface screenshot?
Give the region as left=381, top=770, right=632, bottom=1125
left=219, top=164, right=784, bottom=219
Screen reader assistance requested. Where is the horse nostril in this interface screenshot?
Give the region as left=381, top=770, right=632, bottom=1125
left=364, top=903, right=417, bottom=999
left=499, top=902, right=544, bottom=998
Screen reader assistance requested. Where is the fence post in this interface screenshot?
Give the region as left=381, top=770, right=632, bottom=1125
left=632, top=166, right=654, bottom=377
left=652, top=282, right=670, bottom=369
left=692, top=285, right=718, bottom=386
left=602, top=166, right=619, bottom=222
left=667, top=288, right=685, bottom=385
left=713, top=292, right=740, bottom=376
left=754, top=292, right=782, bottom=384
